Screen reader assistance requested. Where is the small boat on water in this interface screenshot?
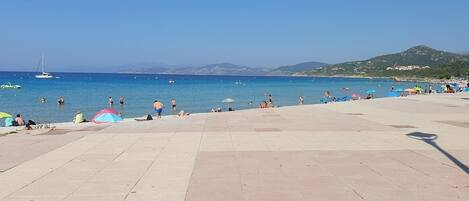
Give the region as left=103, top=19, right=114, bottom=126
left=35, top=55, right=54, bottom=79
left=0, top=82, right=21, bottom=89
left=168, top=80, right=175, bottom=84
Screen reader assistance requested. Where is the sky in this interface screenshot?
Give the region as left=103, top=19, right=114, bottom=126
left=0, top=0, right=469, bottom=71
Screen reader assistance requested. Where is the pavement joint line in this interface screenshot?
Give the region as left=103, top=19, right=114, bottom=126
left=61, top=133, right=143, bottom=201
left=0, top=134, right=116, bottom=200
left=182, top=131, right=204, bottom=201
left=310, top=151, right=366, bottom=201
left=122, top=132, right=176, bottom=201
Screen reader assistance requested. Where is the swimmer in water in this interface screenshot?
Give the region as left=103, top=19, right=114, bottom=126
left=108, top=97, right=114, bottom=107
left=119, top=96, right=125, bottom=105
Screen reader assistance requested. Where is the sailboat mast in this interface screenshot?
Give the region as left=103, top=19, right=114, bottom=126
left=41, top=54, right=45, bottom=73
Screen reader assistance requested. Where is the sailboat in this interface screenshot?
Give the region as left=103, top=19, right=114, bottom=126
left=35, top=55, right=54, bottom=79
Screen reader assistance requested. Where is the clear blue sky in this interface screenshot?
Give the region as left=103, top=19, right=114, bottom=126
left=1, top=0, right=468, bottom=71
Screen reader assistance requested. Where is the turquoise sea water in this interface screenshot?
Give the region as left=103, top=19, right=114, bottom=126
left=0, top=72, right=430, bottom=125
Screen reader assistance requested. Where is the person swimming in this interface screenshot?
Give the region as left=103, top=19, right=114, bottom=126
left=57, top=96, right=65, bottom=105
left=108, top=97, right=114, bottom=106
left=40, top=97, right=46, bottom=104
left=119, top=96, right=125, bottom=105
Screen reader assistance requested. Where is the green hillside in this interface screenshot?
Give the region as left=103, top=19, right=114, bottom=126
left=306, top=45, right=469, bottom=79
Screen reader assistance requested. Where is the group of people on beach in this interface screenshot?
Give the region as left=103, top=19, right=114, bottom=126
left=4, top=114, right=36, bottom=130
left=259, top=94, right=275, bottom=108
left=151, top=98, right=187, bottom=119
left=5, top=81, right=468, bottom=129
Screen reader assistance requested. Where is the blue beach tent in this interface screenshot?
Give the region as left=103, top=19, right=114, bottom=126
left=92, top=113, right=123, bottom=123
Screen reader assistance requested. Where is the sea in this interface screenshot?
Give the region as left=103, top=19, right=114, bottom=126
left=0, top=72, right=433, bottom=125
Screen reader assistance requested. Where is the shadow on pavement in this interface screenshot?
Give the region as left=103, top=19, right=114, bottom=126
left=406, top=132, right=468, bottom=174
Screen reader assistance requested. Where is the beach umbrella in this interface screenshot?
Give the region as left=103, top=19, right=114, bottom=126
left=365, top=89, right=376, bottom=94
left=0, top=112, right=12, bottom=119
left=92, top=109, right=122, bottom=124
left=222, top=98, right=235, bottom=110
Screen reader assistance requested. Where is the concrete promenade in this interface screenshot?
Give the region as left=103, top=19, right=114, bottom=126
left=0, top=93, right=468, bottom=201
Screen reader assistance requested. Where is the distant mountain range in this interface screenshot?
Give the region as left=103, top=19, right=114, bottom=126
left=119, top=45, right=469, bottom=79
left=122, top=62, right=329, bottom=76
left=267, top=62, right=330, bottom=75
left=121, top=63, right=269, bottom=76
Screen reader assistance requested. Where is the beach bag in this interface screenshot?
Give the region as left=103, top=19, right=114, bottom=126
left=28, top=120, right=36, bottom=125
left=146, top=114, right=153, bottom=120
left=12, top=119, right=18, bottom=126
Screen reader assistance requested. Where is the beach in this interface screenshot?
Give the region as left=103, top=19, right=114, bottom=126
left=0, top=92, right=468, bottom=200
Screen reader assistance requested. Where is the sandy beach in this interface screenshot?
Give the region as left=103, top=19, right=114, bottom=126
left=0, top=92, right=468, bottom=200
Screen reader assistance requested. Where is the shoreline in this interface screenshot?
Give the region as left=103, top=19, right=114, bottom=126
left=1, top=91, right=465, bottom=135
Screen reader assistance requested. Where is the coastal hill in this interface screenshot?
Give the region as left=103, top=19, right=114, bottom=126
left=305, top=45, right=469, bottom=78
left=267, top=61, right=330, bottom=75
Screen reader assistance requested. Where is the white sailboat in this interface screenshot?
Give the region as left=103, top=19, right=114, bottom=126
left=35, top=55, right=54, bottom=79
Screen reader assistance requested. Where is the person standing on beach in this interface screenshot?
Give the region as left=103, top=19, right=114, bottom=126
left=299, top=96, right=304, bottom=105
left=119, top=96, right=125, bottom=105
left=153, top=100, right=164, bottom=119
left=268, top=94, right=273, bottom=103
left=108, top=97, right=114, bottom=107
left=171, top=99, right=177, bottom=112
